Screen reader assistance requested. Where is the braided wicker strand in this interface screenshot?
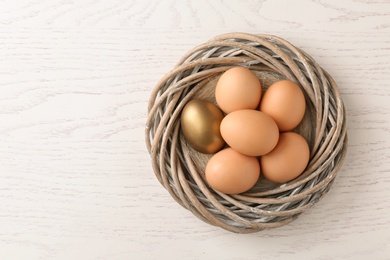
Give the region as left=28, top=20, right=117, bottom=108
left=145, top=33, right=347, bottom=233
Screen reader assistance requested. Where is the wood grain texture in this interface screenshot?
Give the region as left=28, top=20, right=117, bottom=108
left=0, top=0, right=389, bottom=259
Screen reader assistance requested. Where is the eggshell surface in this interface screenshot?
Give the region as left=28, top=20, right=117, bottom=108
left=205, top=148, right=260, bottom=194
left=215, top=67, right=262, bottom=114
left=261, top=132, right=310, bottom=183
left=220, top=109, right=279, bottom=156
left=260, top=80, right=306, bottom=132
left=181, top=99, right=225, bottom=154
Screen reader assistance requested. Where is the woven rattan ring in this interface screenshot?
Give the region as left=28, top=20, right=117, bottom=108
left=145, top=32, right=348, bottom=233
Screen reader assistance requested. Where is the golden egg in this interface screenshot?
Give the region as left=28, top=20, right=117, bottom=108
left=181, top=99, right=225, bottom=154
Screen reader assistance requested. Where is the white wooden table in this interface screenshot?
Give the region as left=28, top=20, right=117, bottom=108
left=0, top=1, right=389, bottom=259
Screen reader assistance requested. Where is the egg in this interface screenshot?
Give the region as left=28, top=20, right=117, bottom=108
left=215, top=67, right=262, bottom=114
left=220, top=109, right=279, bottom=156
left=205, top=148, right=260, bottom=194
left=261, top=132, right=310, bottom=183
left=181, top=99, right=225, bottom=154
left=260, top=80, right=306, bottom=132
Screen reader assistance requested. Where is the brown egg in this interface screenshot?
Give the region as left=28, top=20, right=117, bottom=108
left=220, top=109, right=279, bottom=156
left=260, top=80, right=306, bottom=132
left=205, top=148, right=260, bottom=194
left=181, top=99, right=225, bottom=154
left=261, top=132, right=310, bottom=183
left=215, top=67, right=262, bottom=114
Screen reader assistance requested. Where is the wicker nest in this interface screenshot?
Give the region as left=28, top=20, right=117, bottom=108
left=145, top=32, right=347, bottom=233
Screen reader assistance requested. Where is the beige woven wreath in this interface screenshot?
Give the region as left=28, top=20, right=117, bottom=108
left=145, top=32, right=347, bottom=233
